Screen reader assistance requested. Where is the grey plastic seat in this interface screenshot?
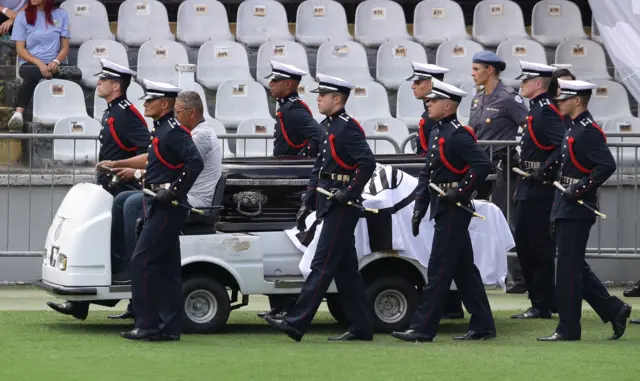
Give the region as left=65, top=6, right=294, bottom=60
left=456, top=81, right=479, bottom=126
left=472, top=0, right=529, bottom=48
left=361, top=118, right=409, bottom=154
left=136, top=40, right=189, bottom=85
left=531, top=0, right=588, bottom=48
left=602, top=116, right=640, bottom=168
left=588, top=79, right=632, bottom=125
left=77, top=40, right=129, bottom=89
left=376, top=39, right=428, bottom=90
left=93, top=82, right=153, bottom=129
left=206, top=118, right=235, bottom=158
left=235, top=118, right=276, bottom=157
left=413, top=0, right=470, bottom=48
left=256, top=40, right=311, bottom=87
left=236, top=0, right=294, bottom=48
left=116, top=0, right=174, bottom=47
left=555, top=38, right=611, bottom=80
left=60, top=0, right=114, bottom=47
left=316, top=40, right=374, bottom=82
left=295, top=0, right=352, bottom=48
left=395, top=81, right=425, bottom=130
left=215, top=81, right=272, bottom=129
left=496, top=39, right=547, bottom=88
left=591, top=16, right=604, bottom=44
left=354, top=0, right=411, bottom=48
left=176, top=0, right=234, bottom=47
left=33, top=80, right=88, bottom=126
left=436, top=39, right=484, bottom=87
left=345, top=80, right=391, bottom=122
left=53, top=116, right=102, bottom=165
left=197, top=41, right=254, bottom=90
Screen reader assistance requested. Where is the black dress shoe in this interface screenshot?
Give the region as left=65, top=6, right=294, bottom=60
left=506, top=284, right=527, bottom=294
left=623, top=282, right=640, bottom=297
left=453, top=330, right=496, bottom=341
left=149, top=333, right=180, bottom=342
left=108, top=309, right=134, bottom=320
left=263, top=315, right=303, bottom=342
left=511, top=307, right=552, bottom=319
left=328, top=332, right=373, bottom=341
left=630, top=318, right=640, bottom=325
left=120, top=328, right=161, bottom=341
left=46, top=301, right=89, bottom=321
left=391, top=329, right=434, bottom=342
left=537, top=332, right=579, bottom=341
left=610, top=303, right=632, bottom=340
left=257, top=308, right=280, bottom=319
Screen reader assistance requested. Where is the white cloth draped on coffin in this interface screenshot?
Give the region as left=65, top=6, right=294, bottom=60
left=284, top=164, right=514, bottom=288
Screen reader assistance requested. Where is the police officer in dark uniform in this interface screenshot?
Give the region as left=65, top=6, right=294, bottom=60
left=538, top=79, right=631, bottom=341
left=263, top=74, right=375, bottom=342
left=392, top=80, right=496, bottom=342
left=511, top=61, right=566, bottom=319
left=120, top=79, right=204, bottom=342
left=469, top=51, right=529, bottom=294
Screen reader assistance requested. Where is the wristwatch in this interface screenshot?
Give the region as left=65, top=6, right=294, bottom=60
left=134, top=169, right=142, bottom=181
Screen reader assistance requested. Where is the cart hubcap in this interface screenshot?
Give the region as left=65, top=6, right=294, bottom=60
left=374, top=289, right=407, bottom=324
left=185, top=289, right=218, bottom=324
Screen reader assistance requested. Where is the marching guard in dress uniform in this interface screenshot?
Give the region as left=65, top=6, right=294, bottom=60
left=263, top=74, right=375, bottom=342
left=121, top=80, right=204, bottom=342
left=511, top=61, right=566, bottom=320
left=392, top=80, right=496, bottom=343
left=538, top=79, right=631, bottom=342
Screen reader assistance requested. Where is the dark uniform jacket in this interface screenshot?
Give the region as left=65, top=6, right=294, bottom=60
left=304, top=109, right=376, bottom=216
left=144, top=113, right=204, bottom=201
left=414, top=114, right=493, bottom=220
left=415, top=110, right=438, bottom=156
left=514, top=92, right=566, bottom=201
left=273, top=92, right=321, bottom=157
left=549, top=110, right=615, bottom=220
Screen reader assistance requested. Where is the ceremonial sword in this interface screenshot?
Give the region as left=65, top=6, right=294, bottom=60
left=317, top=187, right=379, bottom=214
left=428, top=183, right=486, bottom=220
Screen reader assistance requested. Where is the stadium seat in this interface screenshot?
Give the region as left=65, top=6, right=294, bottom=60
left=531, top=0, right=588, bottom=48
left=275, top=78, right=325, bottom=122
left=555, top=39, right=612, bottom=80
left=206, top=118, right=235, bottom=158
left=588, top=79, right=632, bottom=125
left=60, top=0, right=114, bottom=47
left=361, top=118, right=409, bottom=154
left=53, top=116, right=102, bottom=165
left=345, top=80, right=392, bottom=122
left=235, top=118, right=276, bottom=157
left=591, top=16, right=604, bottom=44
left=215, top=81, right=272, bottom=129
left=196, top=40, right=253, bottom=90
left=236, top=0, right=294, bottom=48
left=176, top=0, right=234, bottom=47
left=136, top=40, right=189, bottom=85
left=457, top=81, right=479, bottom=126
left=354, top=0, right=411, bottom=48
left=93, top=82, right=153, bottom=129
left=295, top=0, right=352, bottom=48
left=77, top=40, right=129, bottom=89
left=33, top=80, right=88, bottom=126
left=496, top=39, right=547, bottom=88
left=472, top=0, right=529, bottom=48
left=316, top=40, right=374, bottom=82
left=395, top=81, right=424, bottom=130
left=436, top=39, right=484, bottom=86
left=602, top=116, right=640, bottom=168
left=413, top=0, right=470, bottom=48
left=376, top=39, right=428, bottom=90
left=116, top=0, right=174, bottom=47
left=256, top=40, right=311, bottom=87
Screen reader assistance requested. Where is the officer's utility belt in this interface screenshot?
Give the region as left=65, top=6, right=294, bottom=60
left=429, top=182, right=459, bottom=193
left=144, top=183, right=171, bottom=192
left=559, top=176, right=581, bottom=186
left=319, top=172, right=351, bottom=183
left=520, top=161, right=541, bottom=170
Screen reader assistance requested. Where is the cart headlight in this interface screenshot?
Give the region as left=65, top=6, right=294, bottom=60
left=58, top=254, right=67, bottom=271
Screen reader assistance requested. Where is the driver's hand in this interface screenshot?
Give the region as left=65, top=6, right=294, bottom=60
left=111, top=168, right=136, bottom=181
left=96, top=160, right=116, bottom=169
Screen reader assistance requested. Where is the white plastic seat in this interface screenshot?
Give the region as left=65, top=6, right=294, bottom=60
left=197, top=40, right=253, bottom=90
left=395, top=81, right=425, bottom=130
left=295, top=0, right=352, bottom=48
left=554, top=39, right=611, bottom=80
left=53, top=116, right=102, bottom=165
left=236, top=0, right=294, bottom=48
left=591, top=16, right=604, bottom=44
left=214, top=81, right=272, bottom=129
left=60, top=0, right=114, bottom=47
left=235, top=118, right=276, bottom=157
left=345, top=81, right=391, bottom=122
left=354, top=0, right=411, bottom=48
left=457, top=81, right=479, bottom=126
left=33, top=80, right=88, bottom=126
left=496, top=39, right=547, bottom=88
left=176, top=0, right=234, bottom=47
left=136, top=40, right=189, bottom=85
left=531, top=0, right=588, bottom=48
left=206, top=118, right=235, bottom=158
left=602, top=116, right=640, bottom=168
left=316, top=40, right=374, bottom=82
left=376, top=39, right=428, bottom=90
left=588, top=79, right=632, bottom=125
left=361, top=118, right=409, bottom=154
left=413, top=0, right=470, bottom=48
left=116, top=0, right=174, bottom=47
left=472, top=0, right=529, bottom=48
left=436, top=39, right=484, bottom=87
left=93, top=82, right=153, bottom=130
left=77, top=40, right=129, bottom=89
left=256, top=40, right=311, bottom=87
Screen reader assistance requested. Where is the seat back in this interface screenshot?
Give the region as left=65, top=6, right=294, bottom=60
left=436, top=39, right=484, bottom=86
left=376, top=39, right=428, bottom=90
left=531, top=0, right=587, bottom=46
left=361, top=118, right=409, bottom=154
left=316, top=40, right=373, bottom=82
left=176, top=0, right=234, bottom=47
left=457, top=81, right=479, bottom=126
left=235, top=118, right=276, bottom=157
left=236, top=0, right=293, bottom=48
left=555, top=38, right=611, bottom=80
left=413, top=0, right=469, bottom=47
left=589, top=79, right=632, bottom=124
left=472, top=0, right=528, bottom=47
left=53, top=116, right=102, bottom=165
left=93, top=82, right=153, bottom=129
left=395, top=81, right=425, bottom=129
left=136, top=40, right=189, bottom=85
left=33, top=80, right=88, bottom=126
left=256, top=40, right=311, bottom=87
left=602, top=116, right=640, bottom=168
left=116, top=0, right=174, bottom=47
left=196, top=40, right=253, bottom=90
left=496, top=39, right=547, bottom=87
left=295, top=0, right=351, bottom=47
left=354, top=0, right=410, bottom=48
left=60, top=0, right=114, bottom=46
left=214, top=81, right=272, bottom=129
left=206, top=118, right=234, bottom=158
left=345, top=80, right=391, bottom=122
left=77, top=39, right=129, bottom=89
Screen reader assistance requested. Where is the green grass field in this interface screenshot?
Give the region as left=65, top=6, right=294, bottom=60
left=1, top=308, right=640, bottom=381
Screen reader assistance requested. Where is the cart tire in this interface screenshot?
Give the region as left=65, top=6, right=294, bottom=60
left=365, top=277, right=419, bottom=332
left=182, top=276, right=230, bottom=334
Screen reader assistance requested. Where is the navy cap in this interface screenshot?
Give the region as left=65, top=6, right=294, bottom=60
left=472, top=51, right=506, bottom=72
left=426, top=79, right=467, bottom=103
left=264, top=60, right=307, bottom=82
left=516, top=60, right=557, bottom=80
left=555, top=79, right=596, bottom=101
left=94, top=59, right=136, bottom=80
left=407, top=61, right=449, bottom=81
left=139, top=79, right=182, bottom=101
left=310, top=73, right=354, bottom=95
